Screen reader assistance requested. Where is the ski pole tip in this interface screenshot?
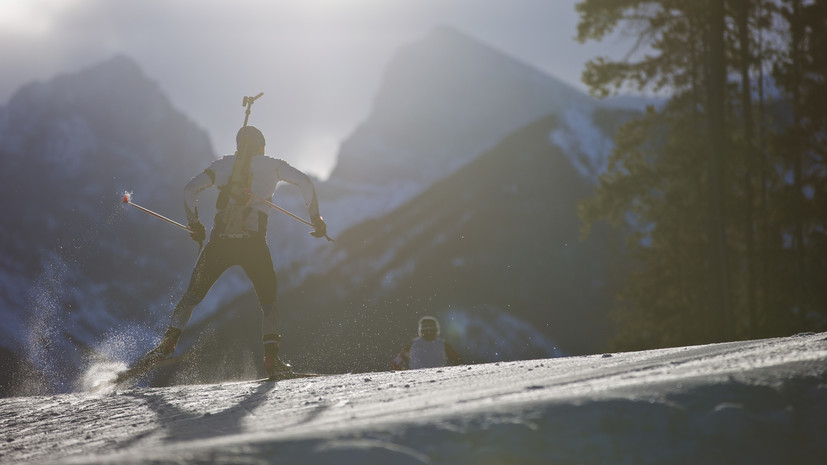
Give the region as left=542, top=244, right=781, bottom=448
left=122, top=193, right=131, bottom=204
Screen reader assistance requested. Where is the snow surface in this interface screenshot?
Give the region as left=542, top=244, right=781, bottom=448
left=547, top=104, right=617, bottom=183
left=1, top=332, right=825, bottom=464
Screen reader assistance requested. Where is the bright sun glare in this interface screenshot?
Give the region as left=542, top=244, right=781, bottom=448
left=293, top=134, right=339, bottom=181
left=0, top=0, right=80, bottom=35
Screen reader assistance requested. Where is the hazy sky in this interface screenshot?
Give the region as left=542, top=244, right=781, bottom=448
left=0, top=0, right=629, bottom=179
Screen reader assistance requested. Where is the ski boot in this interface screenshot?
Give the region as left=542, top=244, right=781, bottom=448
left=263, top=337, right=292, bottom=380
left=134, top=326, right=182, bottom=372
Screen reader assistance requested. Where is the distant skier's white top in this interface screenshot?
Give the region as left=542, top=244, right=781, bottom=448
left=409, top=337, right=449, bottom=369
left=184, top=155, right=320, bottom=233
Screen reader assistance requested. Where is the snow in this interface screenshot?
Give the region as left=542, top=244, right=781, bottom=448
left=1, top=332, right=825, bottom=464
left=442, top=307, right=563, bottom=361
left=548, top=104, right=615, bottom=183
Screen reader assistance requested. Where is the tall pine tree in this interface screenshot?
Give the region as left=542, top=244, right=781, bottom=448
left=576, top=0, right=826, bottom=350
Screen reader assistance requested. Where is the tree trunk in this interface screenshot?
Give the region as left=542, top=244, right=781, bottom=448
left=757, top=17, right=770, bottom=335
left=738, top=0, right=758, bottom=336
left=790, top=0, right=807, bottom=330
left=707, top=0, right=734, bottom=341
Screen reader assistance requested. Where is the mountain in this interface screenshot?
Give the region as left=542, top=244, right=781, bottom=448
left=263, top=26, right=624, bottom=274
left=331, top=26, right=592, bottom=186
left=0, top=55, right=216, bottom=393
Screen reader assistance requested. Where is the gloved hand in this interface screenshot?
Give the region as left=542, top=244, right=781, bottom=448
left=310, top=216, right=327, bottom=239
left=188, top=221, right=206, bottom=243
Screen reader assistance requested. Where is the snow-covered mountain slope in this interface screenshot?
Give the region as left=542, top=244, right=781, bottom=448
left=0, top=55, right=216, bottom=391
left=2, top=332, right=825, bottom=465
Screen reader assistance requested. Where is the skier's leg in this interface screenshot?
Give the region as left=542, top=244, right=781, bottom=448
left=136, top=241, right=230, bottom=369
left=249, top=270, right=278, bottom=339
left=170, top=241, right=232, bottom=330
left=239, top=239, right=279, bottom=337
left=240, top=239, right=290, bottom=377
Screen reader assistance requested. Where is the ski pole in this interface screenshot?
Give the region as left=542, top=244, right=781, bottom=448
left=244, top=188, right=335, bottom=242
left=122, top=192, right=193, bottom=233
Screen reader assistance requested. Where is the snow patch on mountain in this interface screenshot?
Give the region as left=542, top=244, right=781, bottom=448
left=444, top=306, right=565, bottom=361
left=381, top=259, right=417, bottom=292
left=548, top=104, right=615, bottom=183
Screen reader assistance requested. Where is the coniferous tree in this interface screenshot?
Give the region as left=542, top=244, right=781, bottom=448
left=707, top=0, right=733, bottom=341
left=774, top=0, right=827, bottom=326
left=736, top=0, right=758, bottom=334
left=576, top=0, right=827, bottom=349
left=576, top=0, right=731, bottom=348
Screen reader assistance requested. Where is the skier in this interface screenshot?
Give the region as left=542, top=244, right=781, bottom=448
left=132, top=125, right=327, bottom=379
left=391, top=316, right=463, bottom=370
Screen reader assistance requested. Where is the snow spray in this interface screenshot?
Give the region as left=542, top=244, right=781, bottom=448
left=20, top=196, right=128, bottom=395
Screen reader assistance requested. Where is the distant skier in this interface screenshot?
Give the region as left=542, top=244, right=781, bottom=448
left=391, top=316, right=463, bottom=370
left=133, top=125, right=327, bottom=379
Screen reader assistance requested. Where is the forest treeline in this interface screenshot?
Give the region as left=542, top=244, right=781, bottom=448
left=575, top=0, right=826, bottom=350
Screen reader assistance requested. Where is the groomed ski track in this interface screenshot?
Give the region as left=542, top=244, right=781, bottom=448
left=1, top=332, right=826, bottom=464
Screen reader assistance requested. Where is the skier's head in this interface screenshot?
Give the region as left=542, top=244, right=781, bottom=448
left=418, top=316, right=440, bottom=341
left=236, top=126, right=266, bottom=155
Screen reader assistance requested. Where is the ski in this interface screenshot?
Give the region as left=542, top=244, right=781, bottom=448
left=110, top=352, right=193, bottom=387
left=255, top=372, right=325, bottom=382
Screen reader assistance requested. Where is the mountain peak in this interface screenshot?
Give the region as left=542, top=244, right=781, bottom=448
left=7, top=54, right=152, bottom=103
left=330, top=26, right=591, bottom=186
left=1, top=53, right=206, bottom=159
left=82, top=53, right=145, bottom=80
left=380, top=24, right=588, bottom=108
left=424, top=24, right=480, bottom=44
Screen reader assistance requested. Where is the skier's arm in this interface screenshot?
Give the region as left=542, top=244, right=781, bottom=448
left=445, top=342, right=464, bottom=366
left=275, top=163, right=321, bottom=221
left=391, top=343, right=412, bottom=370
left=184, top=169, right=215, bottom=224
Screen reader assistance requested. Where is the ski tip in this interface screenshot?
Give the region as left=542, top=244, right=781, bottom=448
left=259, top=372, right=323, bottom=382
